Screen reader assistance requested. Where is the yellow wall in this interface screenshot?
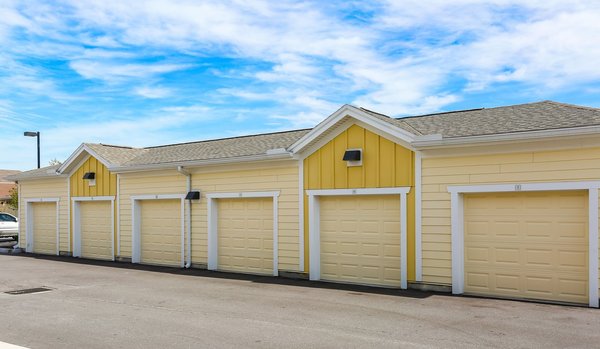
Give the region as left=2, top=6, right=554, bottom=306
left=421, top=146, right=600, bottom=292
left=70, top=156, right=116, bottom=197
left=18, top=178, right=69, bottom=251
left=119, top=169, right=187, bottom=257
left=191, top=161, right=300, bottom=271
left=70, top=155, right=117, bottom=255
left=303, top=124, right=416, bottom=279
left=118, top=162, right=300, bottom=272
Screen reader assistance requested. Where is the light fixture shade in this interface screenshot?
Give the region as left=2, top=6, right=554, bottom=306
left=185, top=191, right=200, bottom=200
left=82, top=172, right=95, bottom=180
left=343, top=150, right=361, bottom=161
left=24, top=131, right=38, bottom=137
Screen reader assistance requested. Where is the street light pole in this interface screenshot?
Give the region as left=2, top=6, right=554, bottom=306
left=24, top=131, right=40, bottom=169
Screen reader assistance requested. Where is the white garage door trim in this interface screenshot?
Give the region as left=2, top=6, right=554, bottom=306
left=448, top=181, right=600, bottom=308
left=131, top=194, right=186, bottom=267
left=306, top=187, right=411, bottom=289
left=206, top=191, right=280, bottom=276
left=24, top=198, right=60, bottom=255
left=72, top=196, right=115, bottom=260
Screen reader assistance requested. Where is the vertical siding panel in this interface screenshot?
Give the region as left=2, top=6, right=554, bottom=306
left=395, top=144, right=412, bottom=186
left=109, top=173, right=117, bottom=196
left=333, top=131, right=348, bottom=189
left=347, top=125, right=364, bottom=188
left=307, top=151, right=320, bottom=189
left=89, top=158, right=98, bottom=197
left=379, top=137, right=395, bottom=187
left=320, top=141, right=334, bottom=189
left=364, top=130, right=379, bottom=188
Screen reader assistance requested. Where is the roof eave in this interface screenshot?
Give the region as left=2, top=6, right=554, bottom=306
left=109, top=152, right=294, bottom=173
left=288, top=104, right=417, bottom=154
left=412, top=125, right=600, bottom=149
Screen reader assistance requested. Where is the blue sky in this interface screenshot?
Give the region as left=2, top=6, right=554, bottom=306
left=2, top=1, right=600, bottom=170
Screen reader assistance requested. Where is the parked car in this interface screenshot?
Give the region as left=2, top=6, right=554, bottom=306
left=0, top=213, right=18, bottom=246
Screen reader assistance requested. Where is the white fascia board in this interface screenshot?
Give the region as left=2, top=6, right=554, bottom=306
left=289, top=105, right=416, bottom=154
left=57, top=144, right=113, bottom=175
left=109, top=153, right=294, bottom=173
left=413, top=125, right=600, bottom=149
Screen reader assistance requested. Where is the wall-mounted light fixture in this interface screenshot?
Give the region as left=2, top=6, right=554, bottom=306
left=185, top=191, right=201, bottom=200
left=83, top=172, right=96, bottom=186
left=343, top=149, right=362, bottom=166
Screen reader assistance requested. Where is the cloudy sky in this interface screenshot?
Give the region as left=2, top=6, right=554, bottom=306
left=1, top=0, right=600, bottom=170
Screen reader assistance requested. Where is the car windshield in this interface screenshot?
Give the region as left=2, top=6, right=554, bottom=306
left=0, top=214, right=17, bottom=222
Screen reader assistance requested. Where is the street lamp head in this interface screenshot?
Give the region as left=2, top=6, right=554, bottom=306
left=24, top=131, right=39, bottom=137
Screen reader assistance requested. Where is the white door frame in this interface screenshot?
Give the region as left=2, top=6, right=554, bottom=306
left=72, top=196, right=115, bottom=260
left=448, top=181, right=600, bottom=308
left=24, top=198, right=60, bottom=255
left=206, top=191, right=280, bottom=276
left=306, top=187, right=411, bottom=289
left=131, top=194, right=186, bottom=267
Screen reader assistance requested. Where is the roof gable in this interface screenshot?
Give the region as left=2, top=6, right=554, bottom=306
left=288, top=104, right=421, bottom=156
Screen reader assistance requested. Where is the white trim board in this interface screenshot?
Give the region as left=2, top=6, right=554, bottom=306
left=71, top=196, right=115, bottom=261
left=206, top=191, right=280, bottom=277
left=130, top=194, right=187, bottom=267
left=23, top=198, right=60, bottom=255
left=298, top=160, right=305, bottom=272
left=306, top=187, right=411, bottom=289
left=448, top=181, right=600, bottom=308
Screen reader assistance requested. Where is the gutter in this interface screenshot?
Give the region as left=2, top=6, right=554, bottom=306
left=412, top=125, right=600, bottom=149
left=109, top=152, right=294, bottom=173
left=177, top=166, right=192, bottom=268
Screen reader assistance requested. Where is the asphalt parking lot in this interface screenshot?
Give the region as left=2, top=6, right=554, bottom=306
left=1, top=254, right=599, bottom=348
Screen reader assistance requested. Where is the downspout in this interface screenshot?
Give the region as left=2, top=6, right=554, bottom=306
left=177, top=166, right=192, bottom=268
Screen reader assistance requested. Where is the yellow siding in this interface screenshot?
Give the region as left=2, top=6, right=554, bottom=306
left=190, top=161, right=300, bottom=271
left=18, top=178, right=69, bottom=252
left=303, top=124, right=416, bottom=279
left=118, top=162, right=299, bottom=271
left=70, top=156, right=116, bottom=197
left=421, top=146, right=600, bottom=292
left=119, top=170, right=187, bottom=258
left=70, top=156, right=117, bottom=255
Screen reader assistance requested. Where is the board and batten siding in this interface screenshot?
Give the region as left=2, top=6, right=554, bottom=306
left=303, top=124, right=416, bottom=279
left=421, top=146, right=600, bottom=293
left=190, top=161, right=300, bottom=271
left=18, top=178, right=69, bottom=251
left=118, top=170, right=187, bottom=258
left=70, top=156, right=117, bottom=197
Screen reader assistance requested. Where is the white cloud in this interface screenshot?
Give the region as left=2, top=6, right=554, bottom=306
left=134, top=86, right=172, bottom=99
left=69, top=60, right=193, bottom=83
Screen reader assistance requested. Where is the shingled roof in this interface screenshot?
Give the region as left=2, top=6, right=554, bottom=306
left=10, top=100, right=600, bottom=180
left=397, top=101, right=600, bottom=138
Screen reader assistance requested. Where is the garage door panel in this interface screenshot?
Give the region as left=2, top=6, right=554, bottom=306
left=140, top=199, right=181, bottom=267
left=320, top=195, right=401, bottom=287
left=32, top=202, right=57, bottom=254
left=80, top=201, right=112, bottom=260
left=218, top=197, right=273, bottom=275
left=465, top=191, right=588, bottom=304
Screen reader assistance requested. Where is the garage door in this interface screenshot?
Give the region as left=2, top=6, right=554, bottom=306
left=140, top=199, right=181, bottom=267
left=80, top=201, right=113, bottom=260
left=217, top=198, right=273, bottom=275
left=32, top=202, right=57, bottom=254
left=464, top=191, right=588, bottom=304
left=319, top=195, right=401, bottom=287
